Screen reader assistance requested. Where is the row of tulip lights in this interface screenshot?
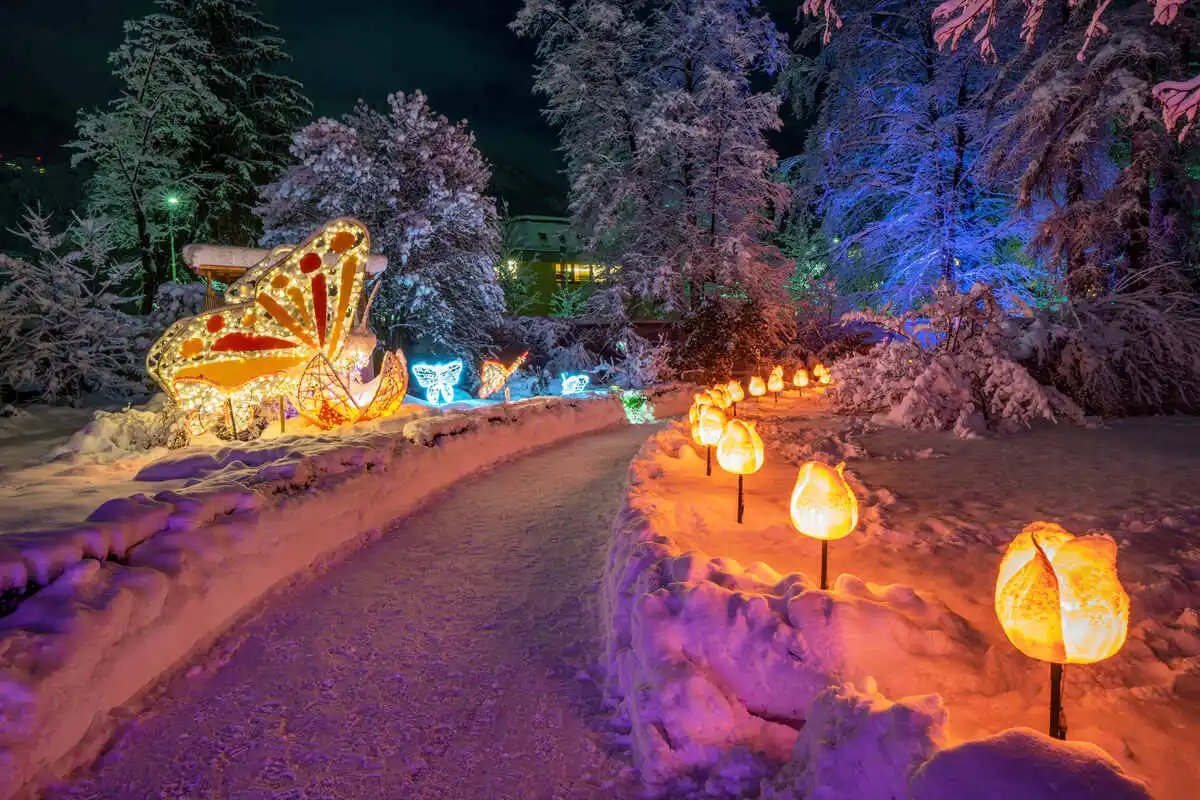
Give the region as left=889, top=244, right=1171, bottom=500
left=690, top=387, right=763, bottom=522
left=767, top=366, right=785, bottom=403
left=995, top=522, right=1129, bottom=740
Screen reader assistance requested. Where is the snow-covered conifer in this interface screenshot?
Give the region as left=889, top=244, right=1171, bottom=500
left=258, top=91, right=505, bottom=365
left=0, top=211, right=147, bottom=401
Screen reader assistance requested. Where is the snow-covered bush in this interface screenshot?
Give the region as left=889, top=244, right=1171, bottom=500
left=0, top=211, right=149, bottom=402
left=55, top=394, right=189, bottom=461
left=1018, top=289, right=1200, bottom=417
left=831, top=284, right=1083, bottom=436
left=147, top=280, right=207, bottom=332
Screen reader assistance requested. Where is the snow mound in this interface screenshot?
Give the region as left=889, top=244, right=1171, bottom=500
left=53, top=396, right=188, bottom=462
left=761, top=683, right=947, bottom=800
left=604, top=484, right=987, bottom=789
left=909, top=727, right=1153, bottom=800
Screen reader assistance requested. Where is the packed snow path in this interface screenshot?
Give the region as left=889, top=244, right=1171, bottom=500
left=53, top=424, right=659, bottom=800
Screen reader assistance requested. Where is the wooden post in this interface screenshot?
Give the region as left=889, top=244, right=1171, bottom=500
left=226, top=398, right=238, bottom=439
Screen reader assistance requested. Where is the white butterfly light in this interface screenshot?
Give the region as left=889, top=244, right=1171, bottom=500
left=412, top=360, right=464, bottom=405
left=561, top=373, right=590, bottom=395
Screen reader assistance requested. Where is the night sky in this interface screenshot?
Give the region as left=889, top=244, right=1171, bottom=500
left=0, top=0, right=568, bottom=214
left=0, top=0, right=807, bottom=216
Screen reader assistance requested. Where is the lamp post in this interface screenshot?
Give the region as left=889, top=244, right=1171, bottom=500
left=166, top=195, right=180, bottom=283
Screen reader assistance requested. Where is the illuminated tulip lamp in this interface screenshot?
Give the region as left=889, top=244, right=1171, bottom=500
left=412, top=360, right=464, bottom=405
left=726, top=380, right=744, bottom=416
left=792, top=368, right=809, bottom=393
left=716, top=419, right=764, bottom=523
left=710, top=385, right=732, bottom=412
left=561, top=373, right=591, bottom=395
left=995, top=522, right=1130, bottom=740
left=146, top=217, right=411, bottom=435
left=479, top=351, right=528, bottom=401
left=748, top=376, right=767, bottom=403
left=693, top=405, right=727, bottom=476
left=790, top=461, right=860, bottom=590
left=767, top=370, right=785, bottom=403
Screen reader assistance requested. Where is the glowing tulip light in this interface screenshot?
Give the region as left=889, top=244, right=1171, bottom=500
left=693, top=405, right=727, bottom=476
left=748, top=376, right=767, bottom=402
left=412, top=360, right=463, bottom=405
left=561, top=373, right=591, bottom=395
left=790, top=461, right=859, bottom=589
left=793, top=368, right=809, bottom=391
left=995, top=521, right=1130, bottom=740
left=716, top=419, right=764, bottom=523
left=726, top=380, right=744, bottom=416
left=710, top=385, right=732, bottom=411
left=767, top=371, right=785, bottom=403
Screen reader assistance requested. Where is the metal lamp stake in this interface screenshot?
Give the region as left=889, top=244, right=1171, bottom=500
left=706, top=445, right=712, bottom=476
left=819, top=540, right=829, bottom=590
left=226, top=398, right=238, bottom=439
left=279, top=396, right=286, bottom=433
left=736, top=474, right=745, bottom=524
left=1050, top=663, right=1067, bottom=739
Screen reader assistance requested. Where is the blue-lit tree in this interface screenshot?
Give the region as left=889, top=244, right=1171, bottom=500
left=786, top=0, right=1039, bottom=309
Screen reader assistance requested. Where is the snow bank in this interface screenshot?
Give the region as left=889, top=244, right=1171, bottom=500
left=603, top=421, right=1156, bottom=797
left=0, top=386, right=694, bottom=799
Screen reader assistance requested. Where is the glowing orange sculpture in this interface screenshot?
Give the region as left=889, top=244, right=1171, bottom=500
left=790, top=461, right=859, bottom=590
left=717, top=419, right=764, bottom=523
left=793, top=369, right=809, bottom=389
left=693, top=405, right=727, bottom=476
left=726, top=380, right=745, bottom=403
left=819, top=373, right=832, bottom=385
left=790, top=462, right=859, bottom=542
left=147, top=218, right=408, bottom=434
left=996, top=521, right=1130, bottom=739
left=295, top=349, right=408, bottom=428
left=709, top=386, right=732, bottom=410
left=767, top=373, right=785, bottom=393
left=996, top=522, right=1129, bottom=666
left=748, top=376, right=767, bottom=399
left=479, top=352, right=528, bottom=400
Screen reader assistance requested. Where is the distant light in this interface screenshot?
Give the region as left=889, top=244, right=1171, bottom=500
left=35, top=156, right=41, bottom=162
left=166, top=196, right=180, bottom=205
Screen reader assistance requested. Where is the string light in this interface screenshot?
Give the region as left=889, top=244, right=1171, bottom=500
left=561, top=373, right=591, bottom=395
left=413, top=360, right=464, bottom=405
left=146, top=218, right=376, bottom=434
left=622, top=389, right=656, bottom=424
left=479, top=352, right=528, bottom=399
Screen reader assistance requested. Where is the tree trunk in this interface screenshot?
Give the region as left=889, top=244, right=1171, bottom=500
left=134, top=200, right=158, bottom=314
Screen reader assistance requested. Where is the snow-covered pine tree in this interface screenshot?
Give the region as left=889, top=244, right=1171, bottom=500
left=786, top=0, right=1038, bottom=308
left=257, top=91, right=505, bottom=367
left=987, top=14, right=1199, bottom=298
left=0, top=211, right=147, bottom=402
left=515, top=0, right=794, bottom=371
left=155, top=0, right=310, bottom=248
left=71, top=13, right=222, bottom=313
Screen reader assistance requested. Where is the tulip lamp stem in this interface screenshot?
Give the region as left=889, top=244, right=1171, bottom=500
left=226, top=398, right=238, bottom=439
left=732, top=402, right=737, bottom=418
left=279, top=396, right=286, bottom=434
left=820, top=540, right=829, bottom=590
left=706, top=446, right=712, bottom=476
left=1050, top=662, right=1067, bottom=740
left=736, top=475, right=744, bottom=524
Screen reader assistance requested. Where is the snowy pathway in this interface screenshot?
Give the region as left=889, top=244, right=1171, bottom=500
left=52, top=424, right=658, bottom=800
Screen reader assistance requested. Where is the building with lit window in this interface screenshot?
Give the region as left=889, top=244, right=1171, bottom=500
left=501, top=215, right=613, bottom=315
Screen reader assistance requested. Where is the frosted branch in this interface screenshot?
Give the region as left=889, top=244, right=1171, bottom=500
left=802, top=0, right=843, bottom=45
left=1153, top=74, right=1200, bottom=141
left=932, top=0, right=999, bottom=61
left=1149, top=0, right=1188, bottom=24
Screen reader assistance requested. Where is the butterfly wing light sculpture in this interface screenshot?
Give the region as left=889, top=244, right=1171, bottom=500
left=479, top=352, right=528, bottom=400
left=413, top=360, right=464, bottom=405
left=147, top=218, right=409, bottom=433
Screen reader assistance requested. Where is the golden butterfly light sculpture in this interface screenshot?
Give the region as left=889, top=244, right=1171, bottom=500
left=147, top=217, right=408, bottom=433
left=478, top=352, right=528, bottom=400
